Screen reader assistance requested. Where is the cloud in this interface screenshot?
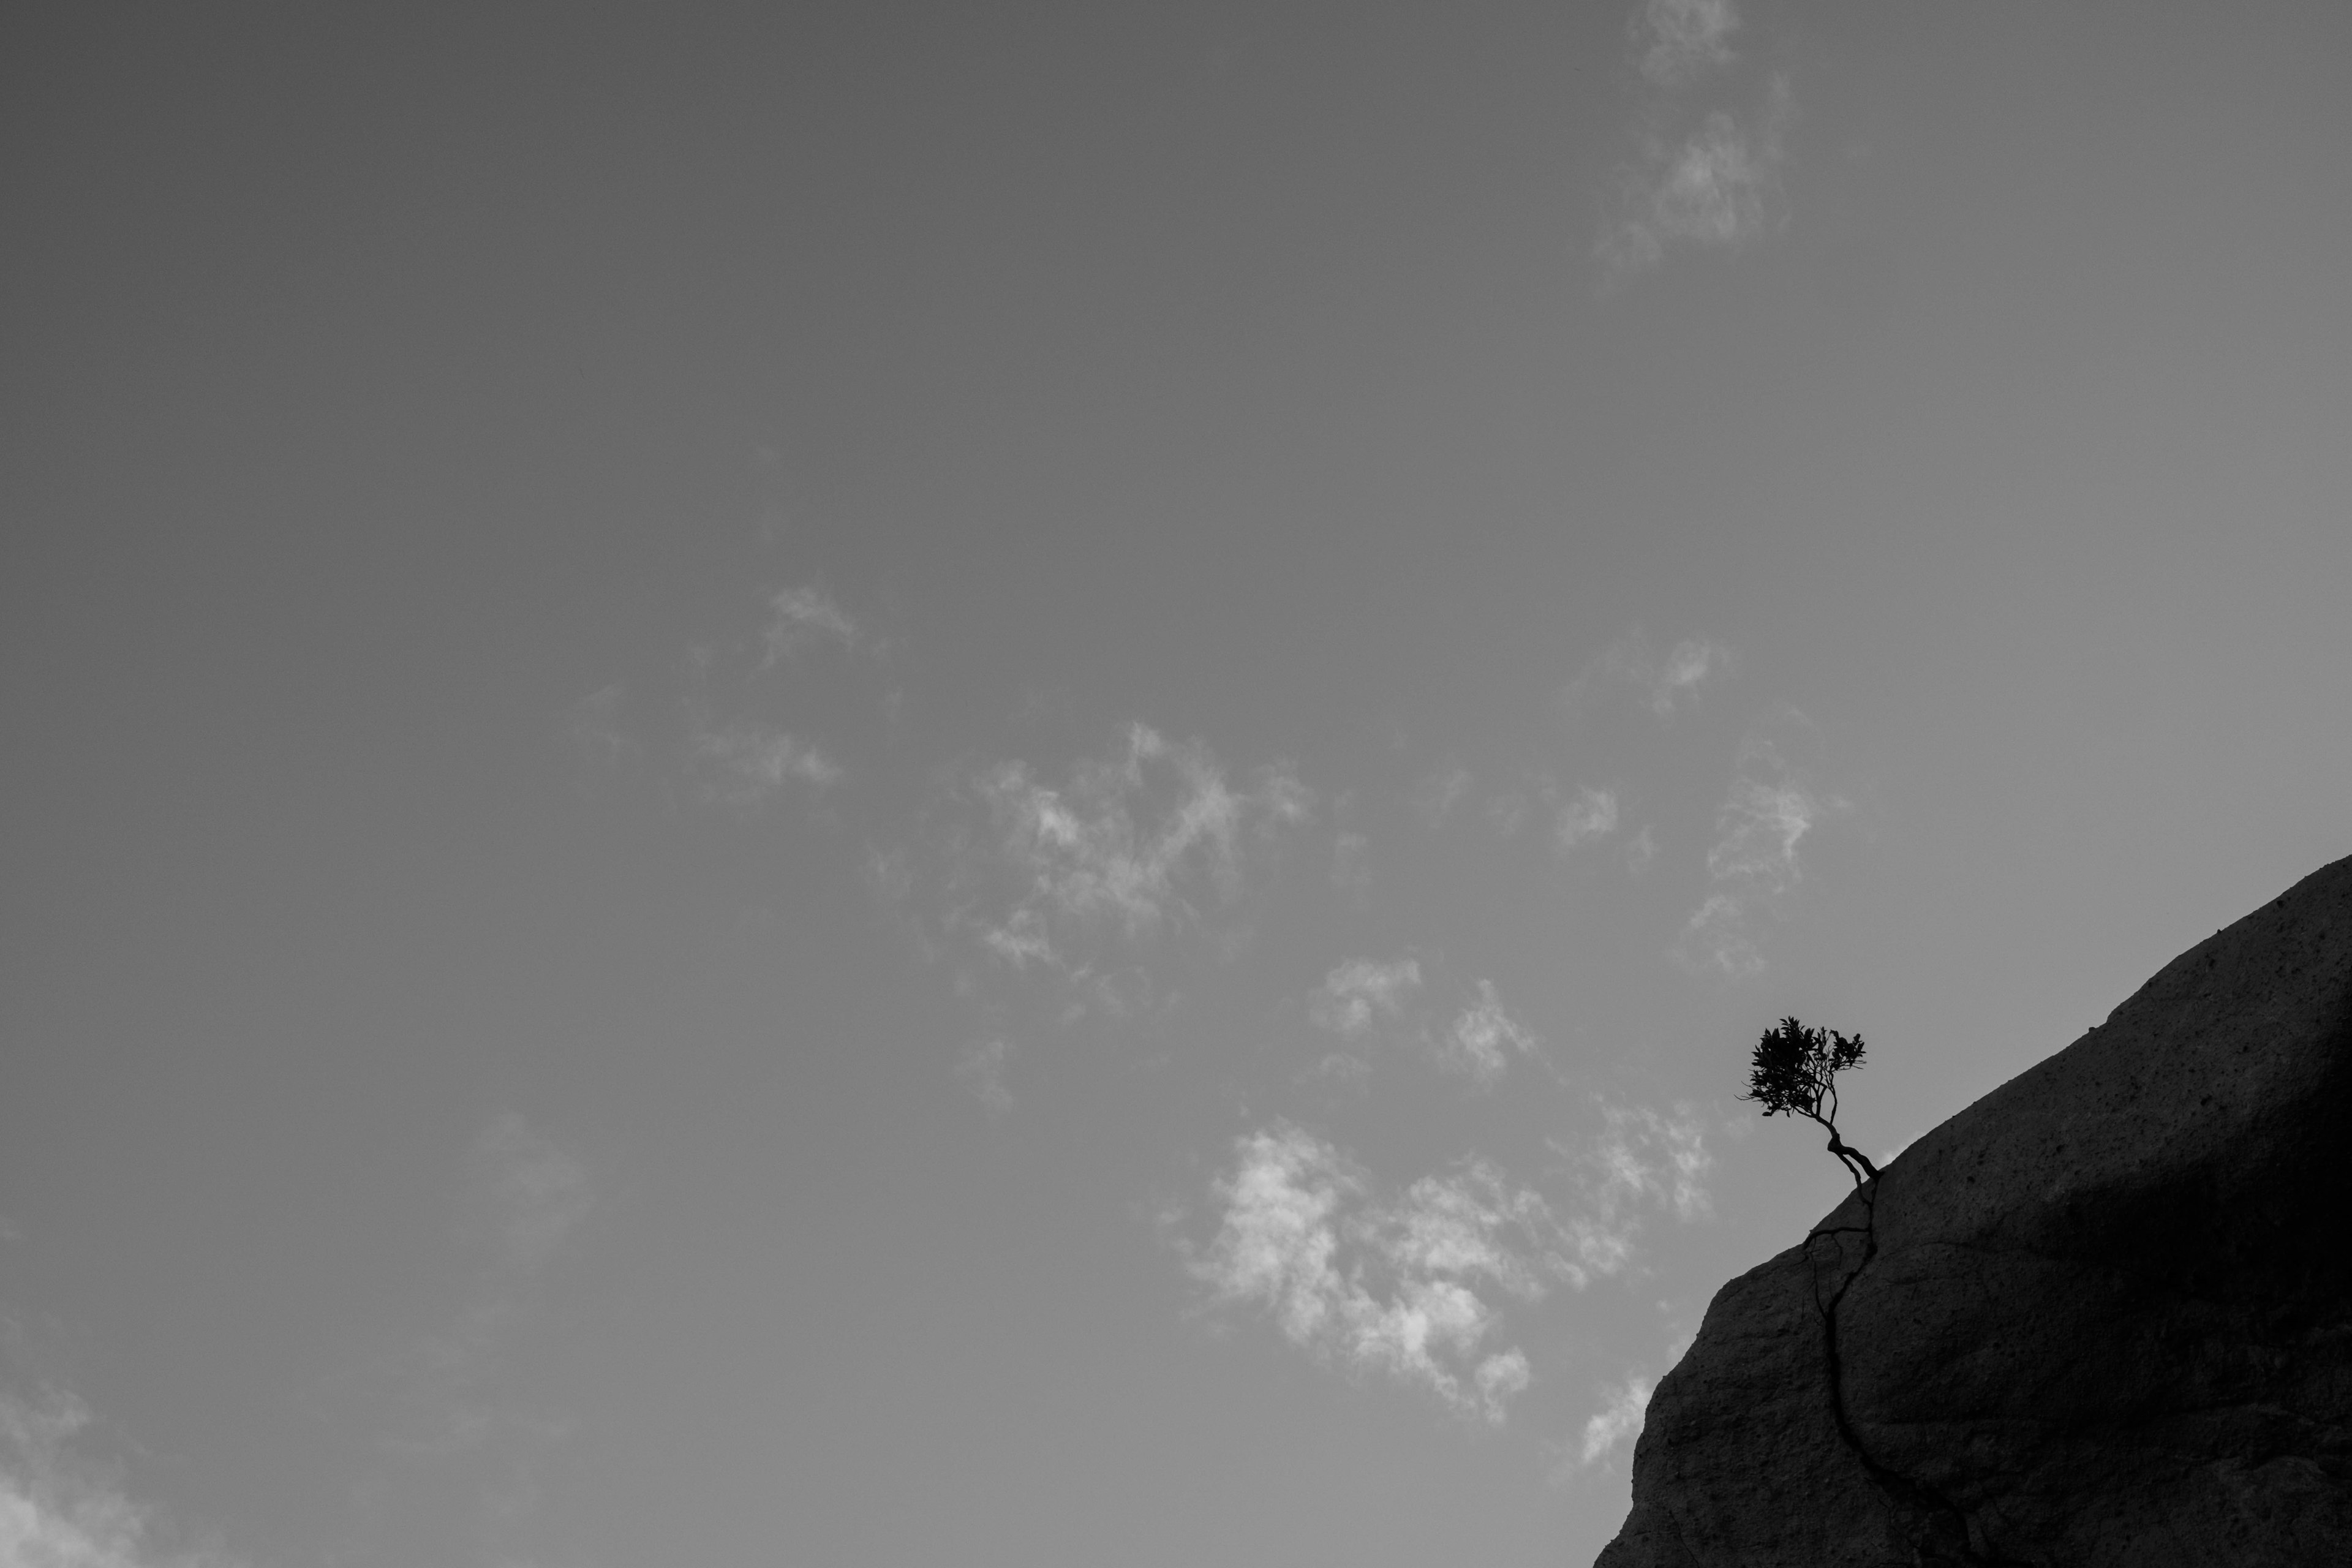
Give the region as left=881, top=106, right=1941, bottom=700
left=1443, top=981, right=1541, bottom=1084
left=579, top=579, right=884, bottom=815
left=1539, top=1101, right=1713, bottom=1287
left=1555, top=787, right=1621, bottom=853
left=1624, top=824, right=1660, bottom=876
left=690, top=721, right=843, bottom=805
left=1331, top=831, right=1371, bottom=897
left=0, top=1392, right=236, bottom=1568
left=1602, top=0, right=1791, bottom=282
left=1310, top=959, right=1422, bottom=1037
left=468, top=1114, right=592, bottom=1275
left=1676, top=731, right=1845, bottom=977
left=963, top=725, right=1310, bottom=972
left=760, top=585, right=858, bottom=663
left=330, top=1118, right=588, bottom=1560
left=1306, top=1051, right=1374, bottom=1090
left=1486, top=791, right=1530, bottom=839
left=1677, top=891, right=1764, bottom=978
left=1414, top=766, right=1474, bottom=826
left=1310, top=971, right=1540, bottom=1088
left=1187, top=1128, right=1580, bottom=1422
left=387, top=1120, right=589, bottom=1438
left=977, top=908, right=1056, bottom=971
left=1707, top=767, right=1819, bottom=894
left=1552, top=1212, right=1639, bottom=1289
left=1607, top=95, right=1789, bottom=276
left=1477, top=1349, right=1534, bottom=1412
left=1594, top=634, right=1732, bottom=715
left=1586, top=1102, right=1714, bottom=1222
left=956, top=1039, right=1016, bottom=1113
left=568, top=683, right=635, bottom=771
left=1579, top=1374, right=1656, bottom=1468
left=1650, top=110, right=1771, bottom=242
left=1654, top=638, right=1729, bottom=707
left=1189, top=1110, right=1715, bottom=1417
left=1635, top=0, right=1738, bottom=87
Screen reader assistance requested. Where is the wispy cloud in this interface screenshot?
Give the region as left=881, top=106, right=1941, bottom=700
left=1443, top=981, right=1542, bottom=1085
left=1600, top=634, right=1733, bottom=716
left=960, top=725, right=1310, bottom=975
left=386, top=1120, right=589, bottom=1453
left=1707, top=764, right=1818, bottom=894
left=1676, top=729, right=1845, bottom=977
left=576, top=578, right=882, bottom=813
left=1624, top=824, right=1660, bottom=876
left=1537, top=1100, right=1714, bottom=1287
left=568, top=683, right=636, bottom=772
left=1186, top=1128, right=1575, bottom=1422
left=1331, top=831, right=1371, bottom=899
left=760, top=585, right=858, bottom=663
left=343, top=1116, right=589, bottom=1559
left=1487, top=790, right=1531, bottom=839
left=468, top=1114, right=592, bottom=1276
left=1678, top=891, right=1764, bottom=979
left=1635, top=0, right=1738, bottom=88
left=690, top=721, right=843, bottom=805
left=1414, top=766, right=1475, bottom=826
left=0, top=1392, right=236, bottom=1568
left=1555, top=787, right=1621, bottom=853
left=1602, top=0, right=1791, bottom=281
left=1188, top=1103, right=1715, bottom=1419
left=976, top=908, right=1055, bottom=971
left=955, top=1038, right=1016, bottom=1113
left=1578, top=1374, right=1656, bottom=1468
left=1604, top=93, right=1789, bottom=278
left=1312, top=970, right=1542, bottom=1087
left=1654, top=638, right=1730, bottom=709
left=1586, top=1102, right=1713, bottom=1222
left=1310, top=959, right=1422, bottom=1038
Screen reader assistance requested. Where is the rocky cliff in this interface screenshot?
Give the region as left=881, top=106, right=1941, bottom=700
left=1596, top=856, right=2352, bottom=1566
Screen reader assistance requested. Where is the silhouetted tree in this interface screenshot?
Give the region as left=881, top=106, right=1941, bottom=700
left=1743, top=1016, right=1880, bottom=1186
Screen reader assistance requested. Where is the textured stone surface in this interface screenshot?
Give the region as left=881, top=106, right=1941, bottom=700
left=1596, top=856, right=2352, bottom=1567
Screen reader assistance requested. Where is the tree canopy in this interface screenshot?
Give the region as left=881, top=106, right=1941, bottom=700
left=1743, top=1016, right=1880, bottom=1186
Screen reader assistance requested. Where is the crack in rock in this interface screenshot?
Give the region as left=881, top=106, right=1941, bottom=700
left=1808, top=1184, right=2034, bottom=1566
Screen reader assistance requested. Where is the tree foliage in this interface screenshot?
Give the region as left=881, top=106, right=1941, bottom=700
left=1743, top=1016, right=1880, bottom=1186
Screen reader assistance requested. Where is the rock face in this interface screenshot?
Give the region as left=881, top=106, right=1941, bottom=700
left=1597, top=857, right=2352, bottom=1567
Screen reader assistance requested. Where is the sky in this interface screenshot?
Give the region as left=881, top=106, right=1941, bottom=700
left=3, top=2, right=2350, bottom=1564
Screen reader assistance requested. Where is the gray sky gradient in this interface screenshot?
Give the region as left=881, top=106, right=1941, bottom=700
left=5, top=2, right=2351, bottom=1564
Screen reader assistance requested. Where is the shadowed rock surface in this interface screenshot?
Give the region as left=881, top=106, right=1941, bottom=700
left=1596, top=856, right=2352, bottom=1566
